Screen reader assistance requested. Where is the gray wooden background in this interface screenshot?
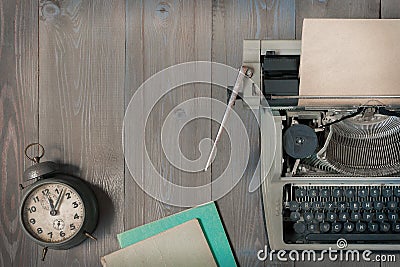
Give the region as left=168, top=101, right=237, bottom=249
left=1, top=0, right=400, bottom=266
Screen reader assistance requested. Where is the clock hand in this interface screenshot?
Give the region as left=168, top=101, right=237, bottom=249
left=43, top=191, right=57, bottom=216
left=54, top=189, right=64, bottom=211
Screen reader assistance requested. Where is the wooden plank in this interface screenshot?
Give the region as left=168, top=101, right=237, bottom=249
left=382, top=0, right=400, bottom=18
left=267, top=0, right=296, bottom=39
left=295, top=0, right=380, bottom=39
left=130, top=0, right=212, bottom=225
left=38, top=0, right=125, bottom=265
left=0, top=0, right=39, bottom=266
left=124, top=0, right=145, bottom=233
left=211, top=0, right=295, bottom=266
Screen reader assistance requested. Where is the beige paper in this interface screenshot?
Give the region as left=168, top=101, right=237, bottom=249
left=299, top=19, right=400, bottom=106
left=100, top=219, right=217, bottom=267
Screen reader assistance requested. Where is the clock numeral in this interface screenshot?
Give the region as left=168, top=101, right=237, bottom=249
left=66, top=192, right=71, bottom=199
left=32, top=196, right=39, bottom=203
left=42, top=189, right=49, bottom=195
left=55, top=188, right=60, bottom=194
left=72, top=201, right=79, bottom=208
left=29, top=218, right=36, bottom=225
left=28, top=206, right=36, bottom=213
left=47, top=232, right=53, bottom=238
left=74, top=213, right=80, bottom=219
left=70, top=224, right=76, bottom=230
left=37, top=228, right=43, bottom=234
left=60, top=231, right=65, bottom=237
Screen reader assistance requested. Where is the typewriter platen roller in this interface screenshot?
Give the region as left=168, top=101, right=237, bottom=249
left=242, top=36, right=400, bottom=250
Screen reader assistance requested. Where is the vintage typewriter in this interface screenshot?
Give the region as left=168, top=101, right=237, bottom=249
left=241, top=38, right=400, bottom=251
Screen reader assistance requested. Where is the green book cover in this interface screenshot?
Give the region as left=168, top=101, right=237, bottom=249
left=117, top=202, right=237, bottom=267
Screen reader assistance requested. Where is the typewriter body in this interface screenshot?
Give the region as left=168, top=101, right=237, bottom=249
left=242, top=40, right=400, bottom=250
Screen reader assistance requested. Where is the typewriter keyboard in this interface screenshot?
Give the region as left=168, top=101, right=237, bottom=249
left=283, top=184, right=400, bottom=244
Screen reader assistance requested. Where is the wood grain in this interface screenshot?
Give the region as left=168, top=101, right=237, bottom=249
left=38, top=0, right=125, bottom=265
left=124, top=0, right=145, bottom=235
left=381, top=0, right=400, bottom=18
left=296, top=0, right=380, bottom=39
left=211, top=0, right=295, bottom=266
left=3, top=1, right=400, bottom=266
left=131, top=0, right=212, bottom=224
left=0, top=0, right=39, bottom=266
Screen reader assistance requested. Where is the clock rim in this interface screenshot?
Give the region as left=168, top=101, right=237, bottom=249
left=19, top=174, right=99, bottom=250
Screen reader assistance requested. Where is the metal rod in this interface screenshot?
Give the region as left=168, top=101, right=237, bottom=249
left=204, top=66, right=253, bottom=171
left=269, top=95, right=400, bottom=100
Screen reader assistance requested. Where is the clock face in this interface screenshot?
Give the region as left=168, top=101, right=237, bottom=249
left=22, top=183, right=85, bottom=243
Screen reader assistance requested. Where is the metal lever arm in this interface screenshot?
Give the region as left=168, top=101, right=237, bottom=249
left=204, top=66, right=253, bottom=171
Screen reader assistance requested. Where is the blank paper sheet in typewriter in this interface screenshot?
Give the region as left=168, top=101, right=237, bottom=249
left=299, top=19, right=400, bottom=107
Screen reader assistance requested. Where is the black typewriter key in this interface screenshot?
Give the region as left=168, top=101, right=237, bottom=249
left=327, top=212, right=337, bottom=222
left=320, top=222, right=330, bottom=233
left=388, top=212, right=398, bottom=222
left=368, top=222, right=378, bottom=232
left=358, top=188, right=368, bottom=198
left=339, top=212, right=349, bottom=222
left=296, top=188, right=307, bottom=198
left=332, top=222, right=342, bottom=233
left=308, top=223, right=319, bottom=233
left=290, top=211, right=301, bottom=221
left=362, top=201, right=373, bottom=210
left=363, top=212, right=373, bottom=222
left=333, top=188, right=343, bottom=198
left=376, top=212, right=386, bottom=222
left=308, top=189, right=318, bottom=198
left=382, top=188, right=393, bottom=198
left=315, top=212, right=325, bottom=222
left=349, top=201, right=360, bottom=211
left=304, top=212, right=314, bottom=222
left=338, top=202, right=347, bottom=211
left=393, top=223, right=400, bottom=232
left=324, top=201, right=336, bottom=211
left=387, top=201, right=397, bottom=210
left=293, top=222, right=306, bottom=234
left=312, top=201, right=322, bottom=210
left=320, top=189, right=330, bottom=198
left=350, top=212, right=361, bottom=221
left=289, top=201, right=299, bottom=211
left=373, top=201, right=384, bottom=211
left=344, top=189, right=356, bottom=198
left=344, top=222, right=354, bottom=232
left=356, top=222, right=366, bottom=232
left=394, top=188, right=400, bottom=197
left=370, top=188, right=380, bottom=198
left=300, top=201, right=311, bottom=211
left=380, top=222, right=390, bottom=232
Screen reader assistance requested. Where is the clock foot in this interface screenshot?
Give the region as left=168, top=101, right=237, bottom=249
left=41, top=247, right=48, bottom=261
left=84, top=231, right=97, bottom=241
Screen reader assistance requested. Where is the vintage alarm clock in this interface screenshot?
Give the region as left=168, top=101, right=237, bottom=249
left=19, top=143, right=99, bottom=260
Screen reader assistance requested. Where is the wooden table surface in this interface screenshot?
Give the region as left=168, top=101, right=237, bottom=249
left=1, top=0, right=399, bottom=266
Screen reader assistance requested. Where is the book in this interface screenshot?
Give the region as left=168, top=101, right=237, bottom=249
left=101, top=219, right=217, bottom=267
left=117, top=202, right=236, bottom=267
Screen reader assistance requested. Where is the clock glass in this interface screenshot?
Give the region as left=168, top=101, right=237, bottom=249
left=22, top=183, right=85, bottom=243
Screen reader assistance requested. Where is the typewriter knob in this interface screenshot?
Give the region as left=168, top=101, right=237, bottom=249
left=283, top=124, right=318, bottom=159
